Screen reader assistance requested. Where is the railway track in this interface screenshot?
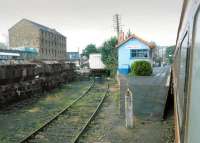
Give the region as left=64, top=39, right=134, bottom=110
left=18, top=80, right=109, bottom=143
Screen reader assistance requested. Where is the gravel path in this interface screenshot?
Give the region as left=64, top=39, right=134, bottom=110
left=78, top=82, right=174, bottom=143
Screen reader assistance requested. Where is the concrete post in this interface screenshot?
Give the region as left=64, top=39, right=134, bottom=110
left=119, top=74, right=127, bottom=118
left=125, top=88, right=134, bottom=128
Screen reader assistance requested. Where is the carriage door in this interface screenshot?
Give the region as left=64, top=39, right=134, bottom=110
left=187, top=7, right=200, bottom=143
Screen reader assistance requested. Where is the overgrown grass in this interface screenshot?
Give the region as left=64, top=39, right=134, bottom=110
left=0, top=81, right=91, bottom=143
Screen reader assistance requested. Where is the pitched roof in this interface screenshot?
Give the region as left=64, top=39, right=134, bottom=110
left=10, top=19, right=64, bottom=36
left=116, top=34, right=156, bottom=49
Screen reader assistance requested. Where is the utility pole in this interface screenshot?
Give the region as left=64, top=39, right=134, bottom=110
left=113, top=14, right=122, bottom=38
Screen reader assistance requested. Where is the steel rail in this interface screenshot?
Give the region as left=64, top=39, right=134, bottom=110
left=73, top=83, right=110, bottom=143
left=18, top=80, right=95, bottom=143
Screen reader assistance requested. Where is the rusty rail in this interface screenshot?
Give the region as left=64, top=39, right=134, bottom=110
left=18, top=80, right=95, bottom=143
left=73, top=83, right=109, bottom=143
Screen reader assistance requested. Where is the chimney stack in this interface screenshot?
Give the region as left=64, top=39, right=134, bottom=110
left=118, top=32, right=125, bottom=44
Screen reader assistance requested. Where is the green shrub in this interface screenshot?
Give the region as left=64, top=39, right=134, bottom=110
left=131, top=61, right=152, bottom=76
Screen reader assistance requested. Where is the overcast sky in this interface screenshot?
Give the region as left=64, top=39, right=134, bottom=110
left=0, top=0, right=183, bottom=52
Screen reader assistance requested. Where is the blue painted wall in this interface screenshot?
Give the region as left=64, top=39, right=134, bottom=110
left=118, top=38, right=152, bottom=75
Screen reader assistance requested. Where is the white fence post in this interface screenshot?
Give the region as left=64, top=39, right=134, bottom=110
left=125, top=88, right=134, bottom=128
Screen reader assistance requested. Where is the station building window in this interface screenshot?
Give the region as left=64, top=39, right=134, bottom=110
left=130, top=49, right=148, bottom=58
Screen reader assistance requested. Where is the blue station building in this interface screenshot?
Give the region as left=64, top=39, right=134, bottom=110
left=116, top=34, right=156, bottom=75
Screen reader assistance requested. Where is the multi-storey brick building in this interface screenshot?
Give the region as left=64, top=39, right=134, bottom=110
left=9, top=19, right=66, bottom=60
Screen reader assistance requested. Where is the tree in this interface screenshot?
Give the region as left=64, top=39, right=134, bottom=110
left=166, top=45, right=175, bottom=64
left=82, top=44, right=99, bottom=58
left=100, top=37, right=118, bottom=77
left=0, top=42, right=7, bottom=49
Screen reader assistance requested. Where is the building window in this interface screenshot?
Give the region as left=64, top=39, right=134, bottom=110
left=130, top=49, right=148, bottom=58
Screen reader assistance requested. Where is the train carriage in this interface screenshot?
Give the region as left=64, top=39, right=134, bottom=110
left=173, top=0, right=200, bottom=142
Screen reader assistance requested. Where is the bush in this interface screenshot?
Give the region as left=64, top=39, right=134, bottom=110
left=131, top=61, right=152, bottom=76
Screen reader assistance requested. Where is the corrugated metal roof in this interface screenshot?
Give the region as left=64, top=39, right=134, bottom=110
left=0, top=52, right=20, bottom=56
left=116, top=34, right=156, bottom=49
left=12, top=47, right=39, bottom=53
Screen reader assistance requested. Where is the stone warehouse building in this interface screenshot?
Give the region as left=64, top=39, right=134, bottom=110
left=9, top=19, right=66, bottom=60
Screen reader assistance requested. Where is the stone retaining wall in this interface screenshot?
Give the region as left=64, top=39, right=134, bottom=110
left=0, top=62, right=76, bottom=107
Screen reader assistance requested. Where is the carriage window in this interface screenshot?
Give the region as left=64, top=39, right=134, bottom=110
left=188, top=8, right=200, bottom=143
left=177, top=33, right=188, bottom=134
